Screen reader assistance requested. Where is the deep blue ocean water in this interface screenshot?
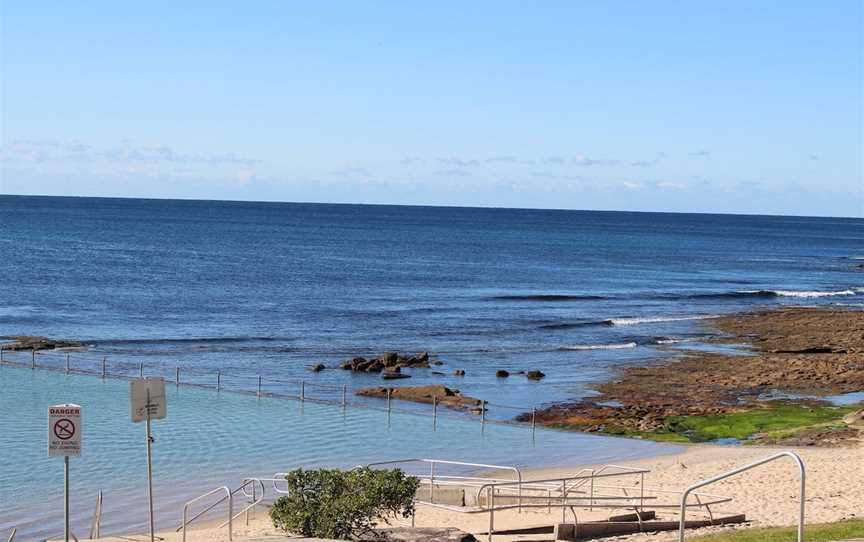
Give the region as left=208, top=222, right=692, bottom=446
left=1, top=195, right=862, bottom=537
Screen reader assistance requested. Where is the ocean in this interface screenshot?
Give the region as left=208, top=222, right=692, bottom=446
left=1, top=195, right=862, bottom=537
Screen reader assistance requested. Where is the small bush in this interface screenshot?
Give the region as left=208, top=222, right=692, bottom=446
left=270, top=467, right=419, bottom=540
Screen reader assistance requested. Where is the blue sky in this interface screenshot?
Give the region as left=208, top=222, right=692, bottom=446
left=1, top=1, right=861, bottom=216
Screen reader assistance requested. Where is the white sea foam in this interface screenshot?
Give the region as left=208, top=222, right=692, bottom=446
left=606, top=315, right=719, bottom=326
left=759, top=289, right=857, bottom=298
left=561, top=342, right=638, bottom=350
left=654, top=338, right=687, bottom=344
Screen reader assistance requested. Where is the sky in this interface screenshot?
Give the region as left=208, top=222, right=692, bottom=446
left=1, top=1, right=862, bottom=217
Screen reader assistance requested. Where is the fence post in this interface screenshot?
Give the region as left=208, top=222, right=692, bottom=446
left=32, top=348, right=36, bottom=369
left=300, top=381, right=305, bottom=401
left=217, top=371, right=221, bottom=392
left=342, top=385, right=347, bottom=408
left=257, top=375, right=262, bottom=397
left=387, top=388, right=392, bottom=414
left=65, top=353, right=70, bottom=374
left=432, top=396, right=438, bottom=430
left=481, top=400, right=486, bottom=429
left=139, top=362, right=144, bottom=378
left=532, top=407, right=536, bottom=439
left=176, top=367, right=180, bottom=387
left=102, top=357, right=107, bottom=379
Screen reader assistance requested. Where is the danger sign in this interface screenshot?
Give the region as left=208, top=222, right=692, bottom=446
left=48, top=404, right=82, bottom=457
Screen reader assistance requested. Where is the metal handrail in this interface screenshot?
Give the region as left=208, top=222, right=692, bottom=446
left=218, top=479, right=266, bottom=528
left=89, top=491, right=103, bottom=539
left=476, top=468, right=731, bottom=542
left=181, top=485, right=232, bottom=542
left=272, top=472, right=291, bottom=494
left=6, top=528, right=15, bottom=542
left=678, top=451, right=805, bottom=542
left=365, top=458, right=523, bottom=509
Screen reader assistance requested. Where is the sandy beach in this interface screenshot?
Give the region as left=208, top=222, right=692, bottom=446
left=90, top=441, right=863, bottom=541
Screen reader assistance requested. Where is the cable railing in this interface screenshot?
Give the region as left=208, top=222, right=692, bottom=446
left=0, top=347, right=545, bottom=435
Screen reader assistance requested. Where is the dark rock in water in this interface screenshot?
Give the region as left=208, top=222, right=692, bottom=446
left=453, top=369, right=466, bottom=376
left=416, top=352, right=430, bottom=362
left=496, top=370, right=510, bottom=378
left=0, top=336, right=83, bottom=351
left=341, top=352, right=431, bottom=372
left=376, top=527, right=478, bottom=542
left=526, top=370, right=546, bottom=380
left=431, top=371, right=445, bottom=376
left=310, top=363, right=326, bottom=372
left=340, top=357, right=367, bottom=370
left=357, top=384, right=482, bottom=412
left=382, top=372, right=411, bottom=380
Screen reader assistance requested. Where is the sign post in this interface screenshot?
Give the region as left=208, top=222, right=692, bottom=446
left=49, top=403, right=82, bottom=542
left=131, top=378, right=167, bottom=542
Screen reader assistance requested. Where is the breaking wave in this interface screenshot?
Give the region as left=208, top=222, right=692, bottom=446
left=559, top=342, right=638, bottom=351
left=604, top=315, right=719, bottom=326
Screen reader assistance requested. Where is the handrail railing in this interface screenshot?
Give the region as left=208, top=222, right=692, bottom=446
left=181, top=486, right=232, bottom=542
left=89, top=490, right=103, bottom=539
left=366, top=458, right=522, bottom=511
left=6, top=528, right=15, bottom=542
left=218, top=479, right=266, bottom=528
left=272, top=472, right=291, bottom=494
left=678, top=451, right=805, bottom=542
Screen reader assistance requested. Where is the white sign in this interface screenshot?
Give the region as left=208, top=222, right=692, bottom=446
left=131, top=378, right=167, bottom=423
left=48, top=404, right=82, bottom=457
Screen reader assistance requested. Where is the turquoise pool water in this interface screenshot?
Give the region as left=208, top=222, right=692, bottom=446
left=0, top=365, right=678, bottom=539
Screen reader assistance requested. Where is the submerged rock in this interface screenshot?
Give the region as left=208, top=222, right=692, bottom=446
left=496, top=370, right=510, bottom=378
left=453, top=369, right=466, bottom=376
left=356, top=384, right=483, bottom=412
left=526, top=370, right=546, bottom=380
left=0, top=336, right=83, bottom=351
left=310, top=363, right=326, bottom=372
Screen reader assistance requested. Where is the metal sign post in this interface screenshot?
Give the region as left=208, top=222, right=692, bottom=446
left=49, top=403, right=82, bottom=542
left=131, top=378, right=167, bottom=542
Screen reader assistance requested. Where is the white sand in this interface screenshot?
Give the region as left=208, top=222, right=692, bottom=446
left=90, top=442, right=863, bottom=542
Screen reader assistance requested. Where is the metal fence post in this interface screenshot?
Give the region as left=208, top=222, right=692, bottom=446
left=531, top=407, right=536, bottom=439
left=432, top=396, right=438, bottom=430
left=176, top=367, right=180, bottom=387
left=342, top=385, right=347, bottom=408
left=300, top=380, right=305, bottom=401
left=139, top=362, right=144, bottom=378
left=31, top=348, right=36, bottom=369
left=257, top=375, right=262, bottom=397
left=217, top=371, right=221, bottom=392
left=102, top=357, right=107, bottom=379
left=481, top=400, right=486, bottom=429
left=65, top=353, right=70, bottom=373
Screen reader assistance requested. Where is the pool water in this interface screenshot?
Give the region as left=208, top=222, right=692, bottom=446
left=0, top=365, right=678, bottom=539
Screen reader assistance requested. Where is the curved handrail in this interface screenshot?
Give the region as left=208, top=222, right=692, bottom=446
left=181, top=486, right=232, bottom=542
left=6, top=528, right=15, bottom=542
left=272, top=472, right=291, bottom=494
left=677, top=451, right=805, bottom=542
left=219, top=479, right=266, bottom=528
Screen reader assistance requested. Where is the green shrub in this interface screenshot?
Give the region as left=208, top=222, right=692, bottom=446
left=270, top=467, right=419, bottom=540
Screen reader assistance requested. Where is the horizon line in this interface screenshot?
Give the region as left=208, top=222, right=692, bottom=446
left=1, top=192, right=861, bottom=221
